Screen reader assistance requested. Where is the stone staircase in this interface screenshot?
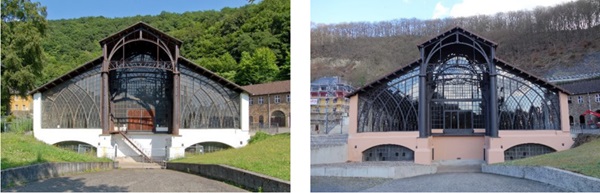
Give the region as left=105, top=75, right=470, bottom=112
left=433, top=160, right=484, bottom=173
left=311, top=134, right=348, bottom=149
left=114, top=131, right=165, bottom=169
left=115, top=157, right=162, bottom=169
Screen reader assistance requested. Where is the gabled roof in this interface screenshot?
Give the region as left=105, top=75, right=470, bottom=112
left=346, top=59, right=421, bottom=97
left=242, top=80, right=290, bottom=96
left=556, top=78, right=600, bottom=95
left=347, top=26, right=571, bottom=97
left=493, top=58, right=570, bottom=94
left=30, top=56, right=248, bottom=95
left=29, top=57, right=103, bottom=95
left=178, top=57, right=248, bottom=94
left=99, top=21, right=182, bottom=46
left=418, top=26, right=498, bottom=49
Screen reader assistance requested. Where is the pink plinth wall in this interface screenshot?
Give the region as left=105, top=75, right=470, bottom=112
left=347, top=91, right=574, bottom=165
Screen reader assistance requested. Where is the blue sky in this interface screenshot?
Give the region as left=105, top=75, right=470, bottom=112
left=311, top=0, right=573, bottom=24
left=33, top=0, right=250, bottom=20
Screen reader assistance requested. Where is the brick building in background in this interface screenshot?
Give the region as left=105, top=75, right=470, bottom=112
left=242, top=80, right=291, bottom=134
left=558, top=78, right=600, bottom=129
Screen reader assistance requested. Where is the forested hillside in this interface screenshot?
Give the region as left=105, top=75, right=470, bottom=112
left=311, top=0, right=600, bottom=86
left=40, top=0, right=289, bottom=86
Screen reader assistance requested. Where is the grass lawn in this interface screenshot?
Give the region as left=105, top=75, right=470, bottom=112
left=502, top=138, right=600, bottom=179
left=1, top=133, right=111, bottom=170
left=170, top=132, right=290, bottom=181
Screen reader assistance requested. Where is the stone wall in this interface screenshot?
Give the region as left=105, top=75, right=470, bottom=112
left=249, top=93, right=291, bottom=128
left=568, top=93, right=600, bottom=128
left=1, top=162, right=113, bottom=188
left=482, top=164, right=600, bottom=192
left=167, top=162, right=290, bottom=192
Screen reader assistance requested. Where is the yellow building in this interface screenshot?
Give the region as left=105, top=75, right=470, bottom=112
left=10, top=95, right=33, bottom=116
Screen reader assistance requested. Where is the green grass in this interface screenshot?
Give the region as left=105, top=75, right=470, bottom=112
left=1, top=133, right=111, bottom=170
left=502, top=138, right=600, bottom=179
left=171, top=132, right=290, bottom=181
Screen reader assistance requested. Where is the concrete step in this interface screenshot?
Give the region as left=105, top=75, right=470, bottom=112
left=115, top=157, right=164, bottom=169
left=433, top=159, right=483, bottom=173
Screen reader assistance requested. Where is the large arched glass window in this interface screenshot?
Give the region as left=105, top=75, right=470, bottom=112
left=358, top=66, right=420, bottom=132
left=42, top=64, right=102, bottom=128
left=429, top=56, right=487, bottom=130
left=179, top=64, right=240, bottom=129
left=496, top=66, right=560, bottom=130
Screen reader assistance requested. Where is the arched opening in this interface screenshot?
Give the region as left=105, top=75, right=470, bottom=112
left=580, top=115, right=585, bottom=128
left=271, top=110, right=286, bottom=127
left=504, top=143, right=555, bottom=161
left=362, top=144, right=414, bottom=161
left=428, top=55, right=487, bottom=133
left=249, top=116, right=254, bottom=124
left=259, top=115, right=264, bottom=128
left=54, top=141, right=97, bottom=155
left=108, top=41, right=174, bottom=132
left=569, top=116, right=573, bottom=126
left=184, top=142, right=232, bottom=155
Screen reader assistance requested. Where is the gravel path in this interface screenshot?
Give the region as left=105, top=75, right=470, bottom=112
left=3, top=169, right=246, bottom=192
left=312, top=173, right=566, bottom=192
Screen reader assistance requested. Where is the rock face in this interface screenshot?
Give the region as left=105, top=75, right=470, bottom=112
left=571, top=133, right=600, bottom=148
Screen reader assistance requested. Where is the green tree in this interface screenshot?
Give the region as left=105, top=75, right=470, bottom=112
left=1, top=0, right=48, bottom=114
left=235, top=47, right=280, bottom=85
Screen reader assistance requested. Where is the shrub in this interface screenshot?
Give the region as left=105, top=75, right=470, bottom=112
left=249, top=131, right=271, bottom=144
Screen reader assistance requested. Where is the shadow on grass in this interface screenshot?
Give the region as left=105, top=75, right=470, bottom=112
left=1, top=177, right=127, bottom=192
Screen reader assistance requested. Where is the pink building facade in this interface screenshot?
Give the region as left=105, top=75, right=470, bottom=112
left=346, top=27, right=573, bottom=165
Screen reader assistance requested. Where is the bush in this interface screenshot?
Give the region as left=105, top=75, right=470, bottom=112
left=249, top=131, right=271, bottom=144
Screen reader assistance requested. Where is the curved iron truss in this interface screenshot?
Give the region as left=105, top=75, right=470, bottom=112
left=358, top=66, right=420, bottom=132
left=42, top=64, right=102, bottom=128
left=497, top=66, right=561, bottom=130
left=179, top=65, right=240, bottom=129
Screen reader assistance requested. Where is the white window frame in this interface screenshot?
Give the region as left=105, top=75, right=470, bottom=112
left=596, top=94, right=600, bottom=103
left=578, top=96, right=583, bottom=104
left=249, top=97, right=253, bottom=105
left=258, top=96, right=264, bottom=104
left=286, top=94, right=290, bottom=103
left=274, top=95, right=281, bottom=103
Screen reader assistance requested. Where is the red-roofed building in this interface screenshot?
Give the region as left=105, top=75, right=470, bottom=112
left=242, top=80, right=291, bottom=133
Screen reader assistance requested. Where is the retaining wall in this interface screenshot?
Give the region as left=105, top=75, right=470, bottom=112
left=1, top=162, right=113, bottom=188
left=482, top=165, right=600, bottom=192
left=167, top=162, right=290, bottom=192
left=311, top=162, right=437, bottom=179
left=311, top=144, right=347, bottom=164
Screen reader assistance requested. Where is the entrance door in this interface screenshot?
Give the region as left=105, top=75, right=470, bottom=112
left=444, top=110, right=473, bottom=133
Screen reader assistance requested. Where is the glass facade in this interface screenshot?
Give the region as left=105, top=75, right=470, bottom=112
left=497, top=66, right=561, bottom=130
left=358, top=66, right=419, bottom=132
left=42, top=64, right=102, bottom=128
left=179, top=64, right=240, bottom=129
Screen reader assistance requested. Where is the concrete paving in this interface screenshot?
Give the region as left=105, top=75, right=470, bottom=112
left=3, top=169, right=246, bottom=192
left=311, top=173, right=566, bottom=192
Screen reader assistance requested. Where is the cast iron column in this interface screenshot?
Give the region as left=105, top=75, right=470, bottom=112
left=101, top=44, right=109, bottom=135
left=172, top=45, right=180, bottom=135
left=488, top=49, right=499, bottom=137
left=418, top=48, right=428, bottom=138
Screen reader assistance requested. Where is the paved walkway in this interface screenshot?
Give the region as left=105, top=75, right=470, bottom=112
left=4, top=169, right=246, bottom=192
left=311, top=173, right=566, bottom=192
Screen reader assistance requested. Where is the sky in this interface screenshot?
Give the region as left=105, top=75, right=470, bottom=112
left=33, top=0, right=250, bottom=20
left=311, top=0, right=574, bottom=24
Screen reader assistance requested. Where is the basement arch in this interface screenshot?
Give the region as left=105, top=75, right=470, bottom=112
left=184, top=141, right=233, bottom=154
left=504, top=143, right=556, bottom=161
left=362, top=144, right=414, bottom=161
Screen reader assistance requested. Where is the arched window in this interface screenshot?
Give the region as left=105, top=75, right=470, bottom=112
left=504, top=143, right=555, bottom=161
left=363, top=144, right=414, bottom=161
left=271, top=111, right=286, bottom=127
left=569, top=116, right=573, bottom=126
left=259, top=115, right=264, bottom=127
